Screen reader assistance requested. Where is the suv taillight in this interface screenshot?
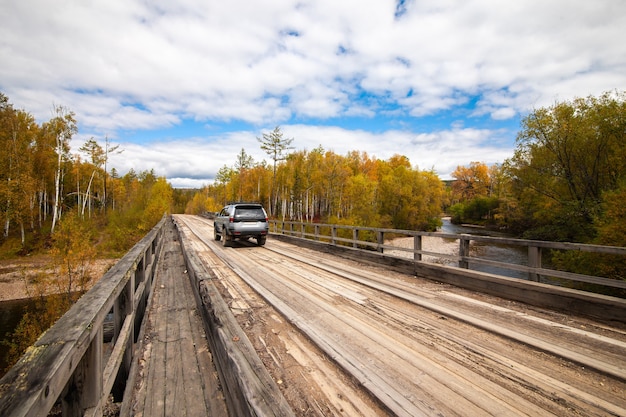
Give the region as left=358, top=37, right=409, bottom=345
left=229, top=217, right=234, bottom=223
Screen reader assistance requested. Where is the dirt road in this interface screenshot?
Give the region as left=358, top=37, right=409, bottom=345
left=174, top=214, right=626, bottom=417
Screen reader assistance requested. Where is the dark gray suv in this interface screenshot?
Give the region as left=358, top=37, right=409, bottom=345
left=214, top=203, right=269, bottom=246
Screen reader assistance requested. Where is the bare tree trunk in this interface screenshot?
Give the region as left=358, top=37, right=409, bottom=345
left=38, top=191, right=43, bottom=228
left=76, top=177, right=81, bottom=215
left=81, top=170, right=97, bottom=218
left=4, top=174, right=11, bottom=238
left=30, top=193, right=35, bottom=230
left=51, top=149, right=62, bottom=233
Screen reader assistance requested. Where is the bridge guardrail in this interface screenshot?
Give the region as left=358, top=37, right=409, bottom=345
left=0, top=216, right=167, bottom=417
left=269, top=220, right=626, bottom=291
left=269, top=220, right=626, bottom=323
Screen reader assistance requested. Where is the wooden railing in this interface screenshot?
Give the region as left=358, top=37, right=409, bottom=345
left=270, top=220, right=626, bottom=291
left=0, top=216, right=167, bottom=417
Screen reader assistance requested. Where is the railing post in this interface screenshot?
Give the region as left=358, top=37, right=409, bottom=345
left=135, top=257, right=145, bottom=290
left=377, top=231, right=384, bottom=253
left=331, top=225, right=337, bottom=245
left=459, top=235, right=470, bottom=269
left=145, top=242, right=153, bottom=269
left=113, top=264, right=135, bottom=386
left=353, top=228, right=359, bottom=248
left=62, top=327, right=103, bottom=417
left=301, top=222, right=305, bottom=238
left=414, top=235, right=422, bottom=262
left=528, top=245, right=542, bottom=282
left=315, top=224, right=320, bottom=241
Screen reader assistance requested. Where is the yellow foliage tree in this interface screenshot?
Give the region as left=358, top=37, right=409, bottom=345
left=451, top=161, right=491, bottom=201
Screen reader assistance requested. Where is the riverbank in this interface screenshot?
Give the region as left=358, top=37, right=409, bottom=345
left=0, top=257, right=117, bottom=301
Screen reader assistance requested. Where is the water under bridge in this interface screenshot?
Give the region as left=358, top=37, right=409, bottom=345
left=1, top=215, right=625, bottom=416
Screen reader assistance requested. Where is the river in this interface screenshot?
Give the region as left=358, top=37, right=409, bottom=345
left=384, top=217, right=528, bottom=279
left=439, top=217, right=528, bottom=278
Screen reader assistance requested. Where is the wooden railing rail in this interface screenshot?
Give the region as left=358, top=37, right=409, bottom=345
left=270, top=220, right=626, bottom=290
left=0, top=216, right=167, bottom=417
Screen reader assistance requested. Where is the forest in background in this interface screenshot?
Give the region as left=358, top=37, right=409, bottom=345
left=1, top=90, right=625, bottom=373
left=0, top=92, right=189, bottom=258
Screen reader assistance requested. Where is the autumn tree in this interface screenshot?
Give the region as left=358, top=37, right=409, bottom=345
left=102, top=136, right=122, bottom=214
left=451, top=161, right=491, bottom=201
left=506, top=91, right=626, bottom=241
left=78, top=138, right=106, bottom=217
left=143, top=177, right=173, bottom=228
left=185, top=191, right=212, bottom=214
left=234, top=148, right=254, bottom=201
left=317, top=150, right=351, bottom=220
left=214, top=165, right=235, bottom=205
left=448, top=162, right=505, bottom=225
left=378, top=155, right=444, bottom=231
left=104, top=170, right=174, bottom=251
left=0, top=95, right=39, bottom=243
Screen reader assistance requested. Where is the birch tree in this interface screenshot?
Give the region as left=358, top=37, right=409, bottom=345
left=78, top=138, right=105, bottom=218
left=45, top=105, right=76, bottom=233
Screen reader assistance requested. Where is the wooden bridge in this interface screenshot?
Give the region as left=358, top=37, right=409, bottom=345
left=0, top=215, right=625, bottom=416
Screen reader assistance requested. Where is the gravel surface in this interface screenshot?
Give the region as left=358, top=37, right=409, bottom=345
left=0, top=258, right=117, bottom=301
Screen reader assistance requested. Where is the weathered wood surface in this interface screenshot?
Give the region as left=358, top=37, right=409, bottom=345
left=127, top=220, right=227, bottom=417
left=175, top=217, right=296, bottom=417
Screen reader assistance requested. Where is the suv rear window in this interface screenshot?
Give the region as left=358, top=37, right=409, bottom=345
left=234, top=206, right=266, bottom=220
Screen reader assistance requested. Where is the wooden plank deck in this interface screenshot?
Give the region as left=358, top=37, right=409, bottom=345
left=127, top=223, right=228, bottom=416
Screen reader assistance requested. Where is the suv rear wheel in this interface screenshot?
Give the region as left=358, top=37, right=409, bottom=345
left=222, top=232, right=233, bottom=247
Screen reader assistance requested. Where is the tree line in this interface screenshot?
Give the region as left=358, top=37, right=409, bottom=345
left=0, top=92, right=176, bottom=256
left=189, top=127, right=446, bottom=231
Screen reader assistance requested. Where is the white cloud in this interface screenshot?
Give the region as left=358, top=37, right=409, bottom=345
left=2, top=0, right=625, bottom=187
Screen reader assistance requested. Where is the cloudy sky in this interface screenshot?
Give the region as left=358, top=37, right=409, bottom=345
left=2, top=0, right=625, bottom=188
